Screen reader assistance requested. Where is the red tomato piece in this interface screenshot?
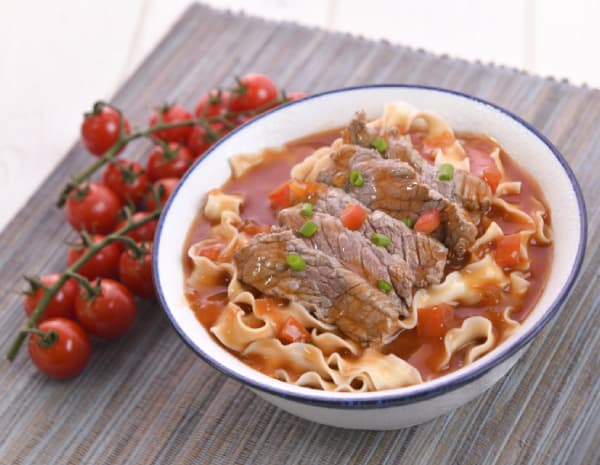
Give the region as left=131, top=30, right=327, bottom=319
left=148, top=104, right=193, bottom=144
left=146, top=143, right=193, bottom=182
left=28, top=318, right=91, bottom=379
left=102, top=159, right=149, bottom=205
left=115, top=212, right=158, bottom=243
left=75, top=279, right=136, bottom=339
left=268, top=182, right=291, bottom=209
left=414, top=209, right=441, bottom=234
left=119, top=246, right=155, bottom=299
left=65, top=183, right=121, bottom=234
left=340, top=203, right=367, bottom=231
left=81, top=105, right=130, bottom=156
left=482, top=167, right=502, bottom=193
left=278, top=316, right=310, bottom=344
left=194, top=89, right=230, bottom=117
left=23, top=274, right=79, bottom=322
left=144, top=177, right=179, bottom=211
left=285, top=92, right=307, bottom=102
left=229, top=73, right=278, bottom=113
left=417, top=304, right=454, bottom=338
left=495, top=234, right=522, bottom=268
left=67, top=235, right=121, bottom=280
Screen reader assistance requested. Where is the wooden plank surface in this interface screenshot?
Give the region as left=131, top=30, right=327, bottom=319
left=0, top=4, right=598, bottom=464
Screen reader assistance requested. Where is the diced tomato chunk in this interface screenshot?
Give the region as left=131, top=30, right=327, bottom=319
left=340, top=203, right=367, bottom=230
left=482, top=167, right=502, bottom=193
left=417, top=304, right=454, bottom=338
left=278, top=316, right=310, bottom=344
left=268, top=182, right=291, bottom=209
left=414, top=208, right=441, bottom=234
left=197, top=242, right=224, bottom=261
left=240, top=221, right=271, bottom=236
left=495, top=234, right=522, bottom=267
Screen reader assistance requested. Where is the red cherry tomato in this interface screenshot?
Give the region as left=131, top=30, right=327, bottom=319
left=102, top=159, right=149, bottom=205
left=286, top=92, right=307, bottom=102
left=65, top=183, right=121, bottom=234
left=75, top=279, right=136, bottom=340
left=23, top=274, right=79, bottom=322
left=116, top=212, right=158, bottom=242
left=146, top=143, right=193, bottom=182
left=148, top=104, right=193, bottom=143
left=67, top=235, right=121, bottom=280
left=194, top=89, right=230, bottom=117
left=187, top=122, right=227, bottom=158
left=81, top=105, right=130, bottom=156
left=229, top=74, right=278, bottom=112
left=28, top=318, right=91, bottom=379
left=145, top=177, right=179, bottom=211
left=119, top=246, right=155, bottom=299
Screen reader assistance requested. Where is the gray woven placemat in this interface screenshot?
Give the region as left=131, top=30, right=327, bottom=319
left=0, top=4, right=598, bottom=464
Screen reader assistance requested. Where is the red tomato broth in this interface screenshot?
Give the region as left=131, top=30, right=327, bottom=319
left=183, top=127, right=552, bottom=385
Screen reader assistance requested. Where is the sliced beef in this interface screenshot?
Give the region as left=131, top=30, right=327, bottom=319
left=317, top=146, right=478, bottom=257
left=278, top=206, right=413, bottom=305
left=344, top=113, right=492, bottom=213
left=309, top=187, right=448, bottom=287
left=233, top=230, right=404, bottom=343
left=386, top=136, right=492, bottom=213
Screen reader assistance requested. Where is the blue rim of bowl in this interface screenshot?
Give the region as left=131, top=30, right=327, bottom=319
left=153, top=84, right=587, bottom=409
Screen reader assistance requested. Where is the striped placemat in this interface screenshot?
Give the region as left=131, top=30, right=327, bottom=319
left=0, top=4, right=597, bottom=464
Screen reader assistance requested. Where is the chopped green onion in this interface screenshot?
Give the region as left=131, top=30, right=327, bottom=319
left=299, top=221, right=318, bottom=238
left=350, top=169, right=364, bottom=187
left=400, top=217, right=415, bottom=228
left=300, top=202, right=313, bottom=217
left=371, top=233, right=391, bottom=247
left=377, top=279, right=392, bottom=293
left=438, top=163, right=455, bottom=181
left=286, top=253, right=306, bottom=271
left=371, top=136, right=388, bottom=153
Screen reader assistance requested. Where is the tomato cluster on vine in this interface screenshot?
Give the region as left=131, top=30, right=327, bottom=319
left=18, top=73, right=307, bottom=379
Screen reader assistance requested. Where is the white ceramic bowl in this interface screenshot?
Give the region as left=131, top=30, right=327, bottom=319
left=153, top=85, right=587, bottom=430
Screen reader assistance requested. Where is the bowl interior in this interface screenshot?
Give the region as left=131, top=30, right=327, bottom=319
left=154, top=85, right=585, bottom=404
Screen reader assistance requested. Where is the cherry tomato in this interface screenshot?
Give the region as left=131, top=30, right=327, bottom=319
left=285, top=92, right=307, bottom=102
left=145, top=177, right=179, bottom=211
left=65, top=183, right=121, bottom=234
left=67, top=235, right=121, bottom=280
left=116, top=212, right=158, bottom=242
left=229, top=73, right=278, bottom=112
left=23, top=274, right=79, bottom=322
left=146, top=143, right=193, bottom=181
left=75, top=279, right=136, bottom=340
left=28, top=318, right=91, bottom=379
left=148, top=104, right=193, bottom=143
left=81, top=105, right=130, bottom=156
left=187, top=122, right=227, bottom=158
left=102, top=160, right=149, bottom=205
left=119, top=246, right=155, bottom=299
left=194, top=89, right=230, bottom=117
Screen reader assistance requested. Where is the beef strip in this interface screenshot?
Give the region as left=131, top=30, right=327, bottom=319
left=344, top=113, right=492, bottom=213
left=278, top=206, right=413, bottom=305
left=233, top=230, right=404, bottom=343
left=317, top=146, right=478, bottom=258
left=308, top=187, right=448, bottom=287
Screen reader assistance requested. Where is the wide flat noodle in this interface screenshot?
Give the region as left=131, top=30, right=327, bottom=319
left=440, top=316, right=495, bottom=367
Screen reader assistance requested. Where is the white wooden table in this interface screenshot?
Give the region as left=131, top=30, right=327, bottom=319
left=0, top=0, right=598, bottom=232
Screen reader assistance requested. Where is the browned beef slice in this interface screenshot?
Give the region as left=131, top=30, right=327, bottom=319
left=278, top=206, right=414, bottom=305
left=233, top=230, right=403, bottom=343
left=310, top=187, right=448, bottom=287
left=386, top=136, right=492, bottom=213
left=317, top=146, right=478, bottom=258
left=343, top=114, right=492, bottom=213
